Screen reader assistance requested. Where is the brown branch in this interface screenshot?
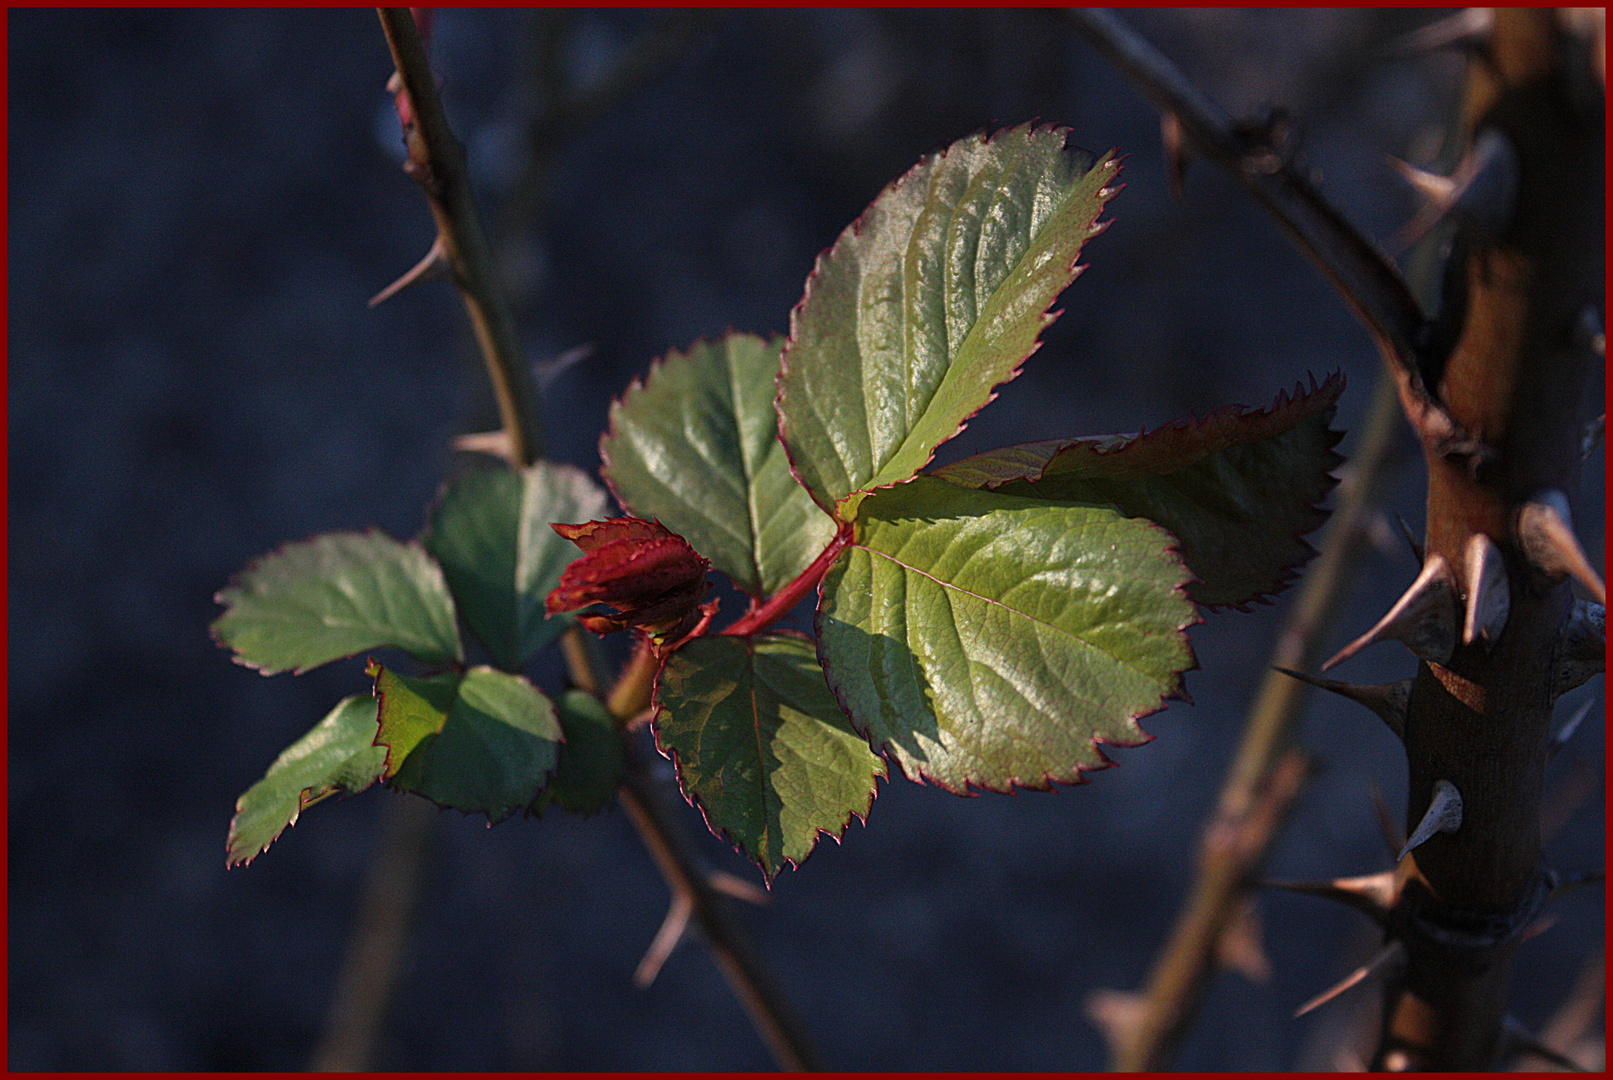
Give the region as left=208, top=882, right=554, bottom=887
left=1066, top=8, right=1476, bottom=464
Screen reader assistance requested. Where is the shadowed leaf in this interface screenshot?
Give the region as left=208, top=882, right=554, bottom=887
left=655, top=632, right=886, bottom=881
left=213, top=530, right=462, bottom=674
left=423, top=460, right=609, bottom=670
left=370, top=661, right=561, bottom=820
left=603, top=333, right=837, bottom=598
left=933, top=374, right=1345, bottom=608
left=533, top=689, right=626, bottom=816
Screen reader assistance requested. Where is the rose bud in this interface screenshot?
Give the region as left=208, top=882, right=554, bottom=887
left=545, top=517, right=712, bottom=638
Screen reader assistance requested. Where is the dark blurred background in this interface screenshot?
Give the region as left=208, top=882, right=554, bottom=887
left=9, top=8, right=1603, bottom=1071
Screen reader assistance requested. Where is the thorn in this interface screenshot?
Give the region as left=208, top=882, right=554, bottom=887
left=1295, top=939, right=1406, bottom=1018
left=1398, top=779, right=1462, bottom=863
left=1518, top=914, right=1558, bottom=942
left=369, top=235, right=449, bottom=307
left=1554, top=600, right=1606, bottom=699
left=1324, top=555, right=1458, bottom=671
left=1385, top=8, right=1494, bottom=58
left=1388, top=128, right=1519, bottom=250
left=1260, top=870, right=1399, bottom=924
left=633, top=891, right=693, bottom=989
left=452, top=429, right=516, bottom=464
left=1547, top=867, right=1605, bottom=901
left=1549, top=699, right=1597, bottom=760
left=1161, top=111, right=1189, bottom=198
left=1274, top=667, right=1411, bottom=741
left=1461, top=532, right=1509, bottom=647
left=1396, top=514, right=1425, bottom=564
left=1518, top=491, right=1605, bottom=605
left=1215, top=894, right=1273, bottom=983
left=1370, top=782, right=1406, bottom=859
left=1499, top=1014, right=1591, bottom=1072
left=708, top=870, right=768, bottom=905
left=1085, top=988, right=1146, bottom=1057
left=532, top=343, right=594, bottom=393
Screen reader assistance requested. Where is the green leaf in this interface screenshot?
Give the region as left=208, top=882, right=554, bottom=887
left=226, top=695, right=387, bottom=867
left=423, top=460, right=610, bottom=669
left=213, top=530, right=462, bottom=674
left=534, top=690, right=626, bottom=816
left=601, top=333, right=838, bottom=599
left=932, top=374, right=1345, bottom=608
left=370, top=662, right=561, bottom=820
left=655, top=632, right=886, bottom=882
left=777, top=124, right=1120, bottom=519
left=817, top=476, right=1195, bottom=793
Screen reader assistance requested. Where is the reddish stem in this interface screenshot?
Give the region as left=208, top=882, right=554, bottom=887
left=721, top=522, right=852, bottom=638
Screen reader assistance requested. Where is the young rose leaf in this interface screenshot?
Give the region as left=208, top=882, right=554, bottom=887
left=817, top=476, right=1196, bottom=794
left=777, top=123, right=1120, bottom=519
left=226, top=695, right=387, bottom=867
left=932, top=374, right=1345, bottom=609
left=370, top=661, right=561, bottom=820
left=602, top=333, right=837, bottom=598
left=532, top=689, right=626, bottom=816
left=655, top=632, right=886, bottom=882
left=213, top=530, right=462, bottom=674
left=423, top=460, right=610, bottom=670
left=546, top=517, right=712, bottom=637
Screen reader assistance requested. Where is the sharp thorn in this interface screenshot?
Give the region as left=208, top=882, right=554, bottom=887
left=1370, top=781, right=1406, bottom=860
left=1448, top=129, right=1518, bottom=235
left=1161, top=111, right=1189, bottom=199
left=1549, top=699, right=1597, bottom=760
left=1499, top=1014, right=1590, bottom=1072
left=1461, top=532, right=1510, bottom=647
left=1324, top=555, right=1458, bottom=670
left=1518, top=491, right=1605, bottom=605
left=1214, top=894, right=1273, bottom=983
left=1388, top=155, right=1456, bottom=205
left=1274, top=667, right=1410, bottom=741
left=1085, top=988, right=1146, bottom=1057
left=1384, top=8, right=1494, bottom=58
left=1398, top=779, right=1463, bottom=863
left=1295, top=939, right=1406, bottom=1018
left=452, top=429, right=517, bottom=464
left=1547, top=867, right=1605, bottom=901
left=708, top=870, right=769, bottom=906
left=369, top=235, right=449, bottom=307
left=1518, top=914, right=1558, bottom=942
left=632, top=891, right=693, bottom=989
left=1554, top=599, right=1605, bottom=699
left=1397, top=514, right=1425, bottom=564
left=1260, top=870, right=1399, bottom=924
left=532, top=343, right=594, bottom=393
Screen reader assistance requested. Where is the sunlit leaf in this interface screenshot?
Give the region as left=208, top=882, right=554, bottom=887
left=226, top=695, right=387, bottom=867
left=213, top=531, right=462, bottom=674
left=778, top=124, right=1120, bottom=518
left=818, top=477, right=1195, bottom=793
left=655, top=632, right=886, bottom=881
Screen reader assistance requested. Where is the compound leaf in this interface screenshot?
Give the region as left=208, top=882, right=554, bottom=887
left=655, top=632, right=886, bottom=882
left=226, top=694, right=388, bottom=867
left=817, top=476, right=1195, bottom=793
left=370, top=662, right=561, bottom=820
left=777, top=124, right=1120, bottom=519
left=602, top=333, right=837, bottom=599
left=423, top=460, right=610, bottom=670
left=213, top=530, right=462, bottom=674
left=932, top=374, right=1345, bottom=608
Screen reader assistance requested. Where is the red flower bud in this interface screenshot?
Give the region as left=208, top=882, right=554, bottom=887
left=546, top=518, right=712, bottom=637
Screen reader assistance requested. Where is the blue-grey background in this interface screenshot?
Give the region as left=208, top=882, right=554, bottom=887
left=9, top=8, right=1603, bottom=1071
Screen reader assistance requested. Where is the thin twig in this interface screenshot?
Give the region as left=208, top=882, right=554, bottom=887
left=370, top=11, right=820, bottom=1071
left=1066, top=9, right=1475, bottom=463
left=1066, top=13, right=1422, bottom=1067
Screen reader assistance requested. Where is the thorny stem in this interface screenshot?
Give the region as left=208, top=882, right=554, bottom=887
left=340, top=12, right=821, bottom=1072
left=379, top=7, right=542, bottom=465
